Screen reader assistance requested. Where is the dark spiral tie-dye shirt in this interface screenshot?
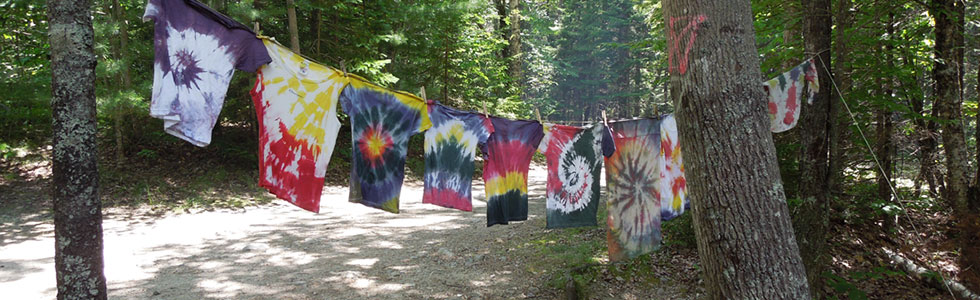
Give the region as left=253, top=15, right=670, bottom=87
left=538, top=123, right=615, bottom=229
left=144, top=0, right=270, bottom=146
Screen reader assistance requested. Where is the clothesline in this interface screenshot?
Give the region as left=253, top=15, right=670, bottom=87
left=145, top=0, right=823, bottom=264
left=815, top=55, right=957, bottom=299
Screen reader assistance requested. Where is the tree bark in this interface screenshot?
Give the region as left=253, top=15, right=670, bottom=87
left=508, top=0, right=522, bottom=85
left=930, top=0, right=979, bottom=291
left=286, top=0, right=300, bottom=53
left=782, top=1, right=801, bottom=70
left=828, top=0, right=851, bottom=198
left=112, top=0, right=129, bottom=164
left=663, top=0, right=811, bottom=298
left=313, top=8, right=321, bottom=54
left=974, top=63, right=980, bottom=209
left=795, top=0, right=833, bottom=296
left=495, top=0, right=508, bottom=59
left=48, top=0, right=107, bottom=299
left=876, top=12, right=896, bottom=230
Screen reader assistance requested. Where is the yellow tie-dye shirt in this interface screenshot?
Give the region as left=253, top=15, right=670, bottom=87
left=251, top=37, right=348, bottom=213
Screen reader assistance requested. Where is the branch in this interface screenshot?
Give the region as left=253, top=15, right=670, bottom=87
left=882, top=247, right=980, bottom=300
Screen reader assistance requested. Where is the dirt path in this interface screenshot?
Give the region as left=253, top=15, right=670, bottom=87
left=1, top=162, right=702, bottom=299
left=1, top=166, right=546, bottom=299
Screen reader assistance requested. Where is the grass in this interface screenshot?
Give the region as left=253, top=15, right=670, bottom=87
left=511, top=201, right=698, bottom=297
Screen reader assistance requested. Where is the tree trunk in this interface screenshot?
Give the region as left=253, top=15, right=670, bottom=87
left=663, top=0, right=811, bottom=298
left=914, top=96, right=942, bottom=198
left=112, top=0, right=128, bottom=164
left=443, top=34, right=451, bottom=103
left=931, top=0, right=979, bottom=291
left=876, top=12, right=897, bottom=230
left=113, top=0, right=130, bottom=89
left=974, top=63, right=980, bottom=210
left=48, top=0, right=107, bottom=299
left=313, top=8, right=321, bottom=54
left=508, top=0, right=521, bottom=85
left=286, top=0, right=300, bottom=53
left=794, top=0, right=833, bottom=296
left=828, top=0, right=851, bottom=198
left=495, top=0, right=509, bottom=59
left=782, top=1, right=800, bottom=70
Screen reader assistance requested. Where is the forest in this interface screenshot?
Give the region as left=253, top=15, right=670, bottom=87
left=2, top=0, right=980, bottom=299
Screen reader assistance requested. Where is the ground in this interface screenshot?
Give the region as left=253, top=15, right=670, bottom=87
left=0, top=149, right=702, bottom=299
left=0, top=145, right=967, bottom=299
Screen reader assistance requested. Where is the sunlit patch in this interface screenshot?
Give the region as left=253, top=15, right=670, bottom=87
left=345, top=258, right=379, bottom=268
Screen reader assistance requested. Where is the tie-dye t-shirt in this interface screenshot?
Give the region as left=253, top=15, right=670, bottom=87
left=659, top=115, right=688, bottom=220
left=250, top=38, right=347, bottom=213
left=481, top=117, right=544, bottom=227
left=764, top=58, right=819, bottom=133
left=605, top=118, right=663, bottom=261
left=538, top=124, right=615, bottom=228
left=340, top=78, right=431, bottom=213
left=143, top=0, right=270, bottom=146
left=422, top=103, right=494, bottom=211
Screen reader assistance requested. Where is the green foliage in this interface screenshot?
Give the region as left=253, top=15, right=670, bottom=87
left=662, top=211, right=696, bottom=249
left=824, top=266, right=906, bottom=300
left=1, top=0, right=51, bottom=144
left=0, top=143, right=15, bottom=160
left=136, top=149, right=158, bottom=160
left=825, top=272, right=869, bottom=300
left=529, top=0, right=659, bottom=121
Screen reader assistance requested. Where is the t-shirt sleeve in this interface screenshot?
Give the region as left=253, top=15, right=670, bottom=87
left=477, top=115, right=495, bottom=144
left=235, top=35, right=273, bottom=73
left=537, top=123, right=552, bottom=154
left=601, top=125, right=616, bottom=157
left=529, top=122, right=546, bottom=152
left=143, top=0, right=162, bottom=21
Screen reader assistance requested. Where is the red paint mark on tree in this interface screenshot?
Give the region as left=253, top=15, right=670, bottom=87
left=668, top=15, right=707, bottom=75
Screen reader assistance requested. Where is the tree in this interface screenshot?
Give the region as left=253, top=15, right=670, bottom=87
left=876, top=12, right=896, bottom=230
left=109, top=0, right=130, bottom=164
left=827, top=0, right=851, bottom=197
left=662, top=0, right=811, bottom=298
left=286, top=0, right=299, bottom=53
left=930, top=0, right=980, bottom=290
left=794, top=0, right=833, bottom=295
left=48, top=0, right=107, bottom=299
left=508, top=0, right=521, bottom=83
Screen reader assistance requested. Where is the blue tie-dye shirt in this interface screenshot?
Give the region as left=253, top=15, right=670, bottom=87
left=340, top=77, right=431, bottom=213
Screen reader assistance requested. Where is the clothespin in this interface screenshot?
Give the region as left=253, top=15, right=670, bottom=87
left=340, top=60, right=348, bottom=77
left=420, top=86, right=427, bottom=101
left=535, top=107, right=543, bottom=124
left=602, top=110, right=608, bottom=127
left=482, top=101, right=489, bottom=118
left=253, top=22, right=260, bottom=34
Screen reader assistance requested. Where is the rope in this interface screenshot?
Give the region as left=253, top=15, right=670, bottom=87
left=815, top=55, right=957, bottom=299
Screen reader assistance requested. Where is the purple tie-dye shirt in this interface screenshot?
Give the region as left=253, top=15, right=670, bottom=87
left=143, top=0, right=270, bottom=146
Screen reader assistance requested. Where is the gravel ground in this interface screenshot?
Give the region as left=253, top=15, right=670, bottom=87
left=1, top=163, right=700, bottom=299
